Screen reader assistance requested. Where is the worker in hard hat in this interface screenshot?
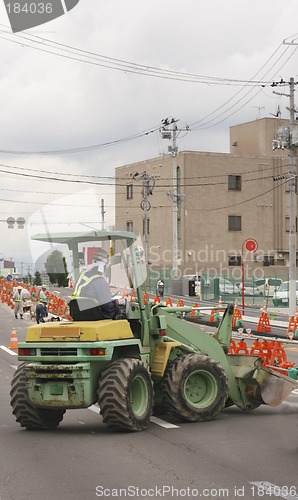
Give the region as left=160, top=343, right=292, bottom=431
left=69, top=249, right=120, bottom=321
left=13, top=285, right=26, bottom=319
left=39, top=284, right=48, bottom=305
left=36, top=284, right=48, bottom=324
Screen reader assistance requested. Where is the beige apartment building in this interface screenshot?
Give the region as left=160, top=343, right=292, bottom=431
left=115, top=118, right=295, bottom=284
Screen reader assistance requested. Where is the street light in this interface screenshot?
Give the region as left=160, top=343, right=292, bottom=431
left=6, top=217, right=25, bottom=229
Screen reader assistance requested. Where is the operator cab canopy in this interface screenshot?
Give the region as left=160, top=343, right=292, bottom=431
left=30, top=229, right=146, bottom=288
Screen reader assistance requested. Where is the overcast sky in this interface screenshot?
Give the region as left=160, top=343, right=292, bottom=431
left=0, top=0, right=297, bottom=273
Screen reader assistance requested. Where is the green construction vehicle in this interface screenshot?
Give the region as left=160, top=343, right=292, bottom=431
left=10, top=230, right=298, bottom=432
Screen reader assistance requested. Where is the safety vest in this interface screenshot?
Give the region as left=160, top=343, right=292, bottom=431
left=71, top=271, right=100, bottom=299
left=14, top=291, right=23, bottom=302
left=39, top=292, right=48, bottom=304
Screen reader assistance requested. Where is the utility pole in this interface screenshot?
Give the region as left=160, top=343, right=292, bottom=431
left=131, top=171, right=159, bottom=265
left=171, top=121, right=179, bottom=278
left=160, top=117, right=188, bottom=278
left=272, top=77, right=298, bottom=315
left=101, top=199, right=105, bottom=230
left=288, top=77, right=297, bottom=315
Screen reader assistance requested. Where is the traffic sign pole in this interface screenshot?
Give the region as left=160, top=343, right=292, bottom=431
left=241, top=239, right=258, bottom=314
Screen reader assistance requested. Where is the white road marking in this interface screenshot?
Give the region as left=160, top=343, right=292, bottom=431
left=0, top=345, right=17, bottom=356
left=150, top=416, right=179, bottom=428
left=89, top=404, right=101, bottom=414
left=88, top=406, right=179, bottom=428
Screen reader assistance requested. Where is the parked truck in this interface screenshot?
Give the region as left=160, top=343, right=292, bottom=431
left=10, top=230, right=298, bottom=432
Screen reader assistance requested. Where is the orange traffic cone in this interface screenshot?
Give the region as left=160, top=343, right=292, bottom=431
left=165, top=297, right=173, bottom=307
left=9, top=327, right=18, bottom=350
left=153, top=295, right=161, bottom=304
left=257, top=304, right=271, bottom=333
left=218, top=296, right=224, bottom=312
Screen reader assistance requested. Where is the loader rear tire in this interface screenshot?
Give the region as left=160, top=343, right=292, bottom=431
left=161, top=353, right=228, bottom=422
left=10, top=363, right=65, bottom=430
left=98, top=358, right=153, bottom=432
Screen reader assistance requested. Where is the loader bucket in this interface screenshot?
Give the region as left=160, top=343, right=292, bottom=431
left=253, top=366, right=298, bottom=407
left=227, top=355, right=298, bottom=409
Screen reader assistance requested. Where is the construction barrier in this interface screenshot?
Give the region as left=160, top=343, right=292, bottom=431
left=236, top=339, right=249, bottom=354
left=287, top=310, right=298, bottom=339
left=165, top=297, right=173, bottom=307
left=232, top=303, right=243, bottom=328
left=229, top=337, right=294, bottom=371
left=191, top=303, right=202, bottom=318
left=257, top=305, right=271, bottom=333
left=228, top=339, right=238, bottom=354
left=209, top=308, right=220, bottom=322
left=153, top=295, right=161, bottom=304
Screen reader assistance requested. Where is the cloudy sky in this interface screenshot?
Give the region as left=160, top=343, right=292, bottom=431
left=0, top=0, right=297, bottom=274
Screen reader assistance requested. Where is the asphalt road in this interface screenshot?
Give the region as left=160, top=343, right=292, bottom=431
left=1, top=300, right=298, bottom=500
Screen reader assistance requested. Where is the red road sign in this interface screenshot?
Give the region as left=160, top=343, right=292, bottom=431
left=244, top=239, right=258, bottom=252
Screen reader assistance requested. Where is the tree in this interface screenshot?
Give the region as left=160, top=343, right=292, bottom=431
left=45, top=250, right=69, bottom=287
left=33, top=271, right=42, bottom=286
left=23, top=273, right=32, bottom=285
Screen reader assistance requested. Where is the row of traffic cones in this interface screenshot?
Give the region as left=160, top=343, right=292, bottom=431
left=229, top=337, right=295, bottom=369
left=232, top=301, right=272, bottom=333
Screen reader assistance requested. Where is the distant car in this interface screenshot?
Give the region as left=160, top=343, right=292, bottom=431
left=272, top=281, right=298, bottom=306
left=236, top=282, right=261, bottom=297
left=255, top=278, right=283, bottom=297
left=218, top=278, right=236, bottom=295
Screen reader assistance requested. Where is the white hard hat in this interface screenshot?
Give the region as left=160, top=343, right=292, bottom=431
left=92, top=249, right=108, bottom=263
left=17, top=285, right=22, bottom=289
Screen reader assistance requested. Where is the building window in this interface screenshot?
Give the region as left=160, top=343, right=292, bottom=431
left=143, top=218, right=149, bottom=235
left=263, top=255, right=275, bottom=267
left=228, top=175, right=241, bottom=191
left=228, top=215, right=241, bottom=231
left=126, top=221, right=133, bottom=232
left=127, top=184, right=133, bottom=199
left=228, top=255, right=242, bottom=266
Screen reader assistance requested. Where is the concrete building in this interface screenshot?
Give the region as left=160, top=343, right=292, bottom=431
left=115, top=118, right=295, bottom=286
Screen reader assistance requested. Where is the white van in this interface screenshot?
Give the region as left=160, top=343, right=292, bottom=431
left=273, top=281, right=298, bottom=306
left=255, top=278, right=282, bottom=297
left=218, top=277, right=236, bottom=295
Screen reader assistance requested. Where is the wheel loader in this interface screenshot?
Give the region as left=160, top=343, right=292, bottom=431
left=10, top=229, right=298, bottom=432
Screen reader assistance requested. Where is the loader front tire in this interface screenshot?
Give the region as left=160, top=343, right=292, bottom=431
left=161, top=353, right=228, bottom=422
left=98, top=358, right=153, bottom=432
left=10, top=363, right=65, bottom=430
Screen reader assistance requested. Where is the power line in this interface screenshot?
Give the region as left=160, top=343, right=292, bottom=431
left=189, top=45, right=298, bottom=131
left=0, top=157, right=285, bottom=192
left=0, top=24, right=277, bottom=87
left=0, top=126, right=159, bottom=155
left=185, top=179, right=288, bottom=211
left=0, top=26, right=296, bottom=155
